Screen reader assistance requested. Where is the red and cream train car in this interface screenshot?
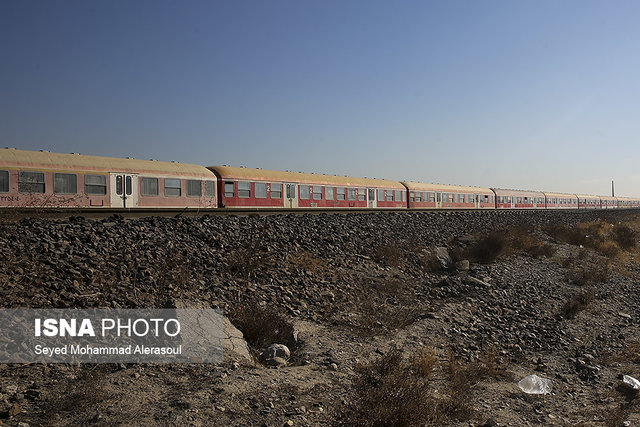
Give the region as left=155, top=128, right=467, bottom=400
left=0, top=148, right=217, bottom=208
left=600, top=195, right=618, bottom=209
left=208, top=166, right=407, bottom=209
left=543, top=192, right=578, bottom=209
left=402, top=182, right=494, bottom=209
left=492, top=188, right=545, bottom=209
left=576, top=194, right=601, bottom=209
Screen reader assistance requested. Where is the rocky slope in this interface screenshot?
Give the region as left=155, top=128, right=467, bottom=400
left=0, top=209, right=639, bottom=426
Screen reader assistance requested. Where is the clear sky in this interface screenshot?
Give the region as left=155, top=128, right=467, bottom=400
left=1, top=0, right=639, bottom=196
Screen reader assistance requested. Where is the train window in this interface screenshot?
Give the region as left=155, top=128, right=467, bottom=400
left=224, top=181, right=235, bottom=198
left=187, top=180, right=202, bottom=197
left=140, top=177, right=159, bottom=196
left=165, top=179, right=182, bottom=197
left=409, top=191, right=415, bottom=202
left=429, top=193, right=435, bottom=202
left=204, top=181, right=215, bottom=197
left=18, top=171, right=45, bottom=193
left=238, top=181, right=250, bottom=198
left=415, top=192, right=421, bottom=202
left=357, top=188, right=365, bottom=201
left=337, top=188, right=346, bottom=200
left=347, top=188, right=356, bottom=200
left=325, top=187, right=334, bottom=200
left=402, top=192, right=406, bottom=202
left=377, top=189, right=384, bottom=201
left=85, top=174, right=106, bottom=195
left=54, top=173, right=77, bottom=194
left=269, top=183, right=281, bottom=198
left=0, top=171, right=8, bottom=193
left=299, top=185, right=310, bottom=199
left=255, top=182, right=267, bottom=198
left=313, top=186, right=322, bottom=200
left=125, top=176, right=132, bottom=195
left=394, top=190, right=402, bottom=201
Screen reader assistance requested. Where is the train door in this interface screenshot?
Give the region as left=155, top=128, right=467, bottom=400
left=285, top=183, right=298, bottom=208
left=110, top=173, right=138, bottom=208
left=367, top=188, right=375, bottom=208
left=436, top=192, right=442, bottom=208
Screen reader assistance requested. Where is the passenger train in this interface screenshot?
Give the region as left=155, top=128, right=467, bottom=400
left=1, top=148, right=638, bottom=211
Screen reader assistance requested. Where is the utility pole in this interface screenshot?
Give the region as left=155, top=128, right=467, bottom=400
left=612, top=180, right=615, bottom=197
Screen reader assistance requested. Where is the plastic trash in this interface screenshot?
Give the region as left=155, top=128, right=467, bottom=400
left=518, top=374, right=552, bottom=395
left=623, top=375, right=640, bottom=390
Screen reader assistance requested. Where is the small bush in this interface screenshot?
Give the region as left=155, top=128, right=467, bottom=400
left=566, top=261, right=609, bottom=286
left=411, top=347, right=438, bottom=377
left=374, top=243, right=403, bottom=268
left=346, top=350, right=443, bottom=426
left=228, top=303, right=295, bottom=356
left=561, top=291, right=595, bottom=319
left=613, top=224, right=637, bottom=250
left=287, top=250, right=322, bottom=274
left=420, top=254, right=443, bottom=272
left=467, top=233, right=505, bottom=263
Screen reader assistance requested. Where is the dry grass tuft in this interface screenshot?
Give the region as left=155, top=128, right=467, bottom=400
left=411, top=347, right=438, bottom=378
left=39, top=366, right=112, bottom=423
left=561, top=291, right=595, bottom=319
left=287, top=250, right=322, bottom=274
left=345, top=349, right=444, bottom=426
left=345, top=347, right=504, bottom=426
left=566, top=260, right=610, bottom=286
left=374, top=243, right=404, bottom=268
left=228, top=303, right=296, bottom=357
left=467, top=233, right=505, bottom=263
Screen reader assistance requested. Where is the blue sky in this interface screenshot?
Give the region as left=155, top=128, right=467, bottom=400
left=1, top=0, right=639, bottom=196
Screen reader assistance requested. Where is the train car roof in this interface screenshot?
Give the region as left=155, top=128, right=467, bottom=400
left=575, top=194, right=602, bottom=199
left=208, top=166, right=405, bottom=188
left=599, top=195, right=617, bottom=201
left=0, top=148, right=213, bottom=177
left=491, top=188, right=545, bottom=197
left=543, top=192, right=578, bottom=199
left=401, top=181, right=493, bottom=193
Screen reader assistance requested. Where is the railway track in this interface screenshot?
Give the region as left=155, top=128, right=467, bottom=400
left=0, top=207, right=624, bottom=221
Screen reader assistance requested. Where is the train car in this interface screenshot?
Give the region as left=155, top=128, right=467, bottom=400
left=208, top=166, right=407, bottom=209
left=492, top=188, right=545, bottom=209
left=0, top=148, right=217, bottom=208
left=543, top=192, right=578, bottom=209
left=616, top=196, right=639, bottom=209
left=575, top=194, right=601, bottom=209
left=402, top=182, right=494, bottom=209
left=600, top=195, right=618, bottom=209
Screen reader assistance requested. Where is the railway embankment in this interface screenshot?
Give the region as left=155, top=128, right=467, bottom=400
left=1, top=209, right=639, bottom=425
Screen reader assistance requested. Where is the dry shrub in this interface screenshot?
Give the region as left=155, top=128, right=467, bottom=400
left=561, top=291, right=595, bottom=319
left=346, top=350, right=444, bottom=426
left=419, top=253, right=445, bottom=272
left=287, top=250, right=322, bottom=274
left=546, top=220, right=636, bottom=258
left=601, top=338, right=640, bottom=366
left=507, top=226, right=555, bottom=258
left=226, top=240, right=270, bottom=279
left=345, top=348, right=504, bottom=426
left=374, top=243, right=403, bottom=268
left=597, top=240, right=620, bottom=258
left=566, top=261, right=610, bottom=286
left=351, top=279, right=422, bottom=334
left=40, top=366, right=111, bottom=422
left=228, top=303, right=295, bottom=356
left=467, top=233, right=505, bottom=263
left=613, top=224, right=637, bottom=249
left=411, top=347, right=438, bottom=377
